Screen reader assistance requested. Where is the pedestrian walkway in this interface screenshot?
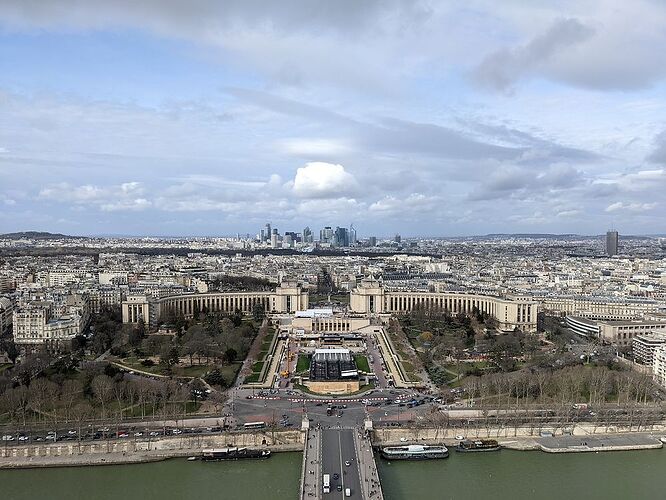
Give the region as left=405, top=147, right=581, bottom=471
left=300, top=427, right=322, bottom=499
left=354, top=431, right=384, bottom=500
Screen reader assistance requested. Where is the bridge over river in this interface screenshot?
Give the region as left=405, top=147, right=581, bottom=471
left=300, top=423, right=384, bottom=500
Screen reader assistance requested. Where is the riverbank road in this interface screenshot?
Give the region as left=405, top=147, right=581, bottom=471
left=354, top=431, right=384, bottom=500
left=301, top=427, right=322, bottom=499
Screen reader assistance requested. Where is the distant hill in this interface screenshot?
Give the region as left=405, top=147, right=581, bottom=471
left=481, top=233, right=655, bottom=240
left=482, top=233, right=582, bottom=239
left=0, top=231, right=81, bottom=240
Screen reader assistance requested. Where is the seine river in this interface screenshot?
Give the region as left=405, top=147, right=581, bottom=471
left=2, top=449, right=666, bottom=499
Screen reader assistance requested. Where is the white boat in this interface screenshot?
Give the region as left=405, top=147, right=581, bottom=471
left=380, top=444, right=449, bottom=460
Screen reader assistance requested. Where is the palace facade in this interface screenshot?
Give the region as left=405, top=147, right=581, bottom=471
left=349, top=280, right=538, bottom=332
left=122, top=282, right=309, bottom=328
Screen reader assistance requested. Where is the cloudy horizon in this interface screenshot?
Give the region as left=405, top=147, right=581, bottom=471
left=1, top=1, right=665, bottom=237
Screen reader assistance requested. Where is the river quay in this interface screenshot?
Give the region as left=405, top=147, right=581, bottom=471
left=0, top=430, right=303, bottom=469
left=2, top=426, right=666, bottom=469
left=538, top=433, right=662, bottom=453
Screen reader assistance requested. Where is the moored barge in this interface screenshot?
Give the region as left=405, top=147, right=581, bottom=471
left=380, top=444, right=449, bottom=460
left=201, top=447, right=271, bottom=461
left=455, top=439, right=501, bottom=452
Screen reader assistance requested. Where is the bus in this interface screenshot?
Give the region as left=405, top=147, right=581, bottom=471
left=243, top=421, right=266, bottom=430
left=323, top=473, right=330, bottom=494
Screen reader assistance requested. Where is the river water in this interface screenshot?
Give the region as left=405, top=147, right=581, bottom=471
left=2, top=449, right=666, bottom=499
left=378, top=448, right=666, bottom=500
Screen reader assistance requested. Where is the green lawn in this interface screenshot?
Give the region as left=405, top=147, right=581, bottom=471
left=119, top=357, right=237, bottom=380
left=0, top=363, right=14, bottom=373
left=244, top=373, right=260, bottom=383
left=118, top=357, right=164, bottom=375
left=296, top=354, right=311, bottom=373
left=251, top=361, right=265, bottom=373
left=354, top=355, right=371, bottom=373
left=218, top=362, right=242, bottom=385
left=174, top=365, right=211, bottom=377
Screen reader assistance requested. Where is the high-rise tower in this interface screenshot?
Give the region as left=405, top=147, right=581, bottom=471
left=606, top=230, right=619, bottom=256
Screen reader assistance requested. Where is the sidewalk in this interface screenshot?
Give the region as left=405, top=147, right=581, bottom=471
left=354, top=431, right=384, bottom=500
left=300, top=427, right=322, bottom=500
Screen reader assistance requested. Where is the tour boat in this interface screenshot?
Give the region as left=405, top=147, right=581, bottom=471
left=380, top=444, right=449, bottom=460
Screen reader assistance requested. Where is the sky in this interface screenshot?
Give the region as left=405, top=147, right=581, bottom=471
left=0, top=1, right=665, bottom=237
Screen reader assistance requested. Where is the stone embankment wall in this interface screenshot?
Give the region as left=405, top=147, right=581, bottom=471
left=372, top=423, right=666, bottom=446
left=0, top=430, right=304, bottom=468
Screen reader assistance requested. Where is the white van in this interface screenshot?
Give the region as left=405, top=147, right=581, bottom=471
left=345, top=488, right=351, bottom=497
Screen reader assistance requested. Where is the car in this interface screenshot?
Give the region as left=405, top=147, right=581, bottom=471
left=118, top=433, right=129, bottom=438
left=134, top=432, right=144, bottom=437
left=337, top=485, right=343, bottom=492
left=2, top=435, right=15, bottom=441
left=345, top=461, right=351, bottom=467
left=67, top=430, right=77, bottom=435
left=172, top=429, right=183, bottom=435
left=455, top=435, right=465, bottom=440
left=18, top=435, right=29, bottom=441
left=149, top=431, right=160, bottom=437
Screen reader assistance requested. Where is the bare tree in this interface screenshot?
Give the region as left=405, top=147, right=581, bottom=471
left=112, top=380, right=126, bottom=421
left=208, top=391, right=227, bottom=415
left=92, top=374, right=114, bottom=419
left=71, top=401, right=93, bottom=452
left=61, top=379, right=83, bottom=423
left=28, top=378, right=51, bottom=423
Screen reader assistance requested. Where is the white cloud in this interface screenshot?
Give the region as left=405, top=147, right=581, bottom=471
left=38, top=181, right=151, bottom=212
left=278, top=138, right=352, bottom=157
left=556, top=209, right=581, bottom=218
left=39, top=183, right=105, bottom=202
left=290, top=162, right=358, bottom=199
left=605, top=202, right=657, bottom=213
left=369, top=193, right=437, bottom=215
left=508, top=211, right=546, bottom=225
left=101, top=198, right=151, bottom=212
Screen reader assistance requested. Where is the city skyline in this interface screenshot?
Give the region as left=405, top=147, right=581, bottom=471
left=0, top=1, right=665, bottom=236
left=3, top=2, right=666, bottom=495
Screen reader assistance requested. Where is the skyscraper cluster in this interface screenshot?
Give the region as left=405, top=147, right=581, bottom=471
left=258, top=223, right=370, bottom=248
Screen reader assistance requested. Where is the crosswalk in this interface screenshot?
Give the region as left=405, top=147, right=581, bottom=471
left=249, top=395, right=390, bottom=403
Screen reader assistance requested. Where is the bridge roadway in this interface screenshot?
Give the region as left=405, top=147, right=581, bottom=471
left=300, top=425, right=384, bottom=500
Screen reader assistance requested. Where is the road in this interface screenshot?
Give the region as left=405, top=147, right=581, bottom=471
left=321, top=428, right=362, bottom=499
left=365, top=333, right=388, bottom=388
